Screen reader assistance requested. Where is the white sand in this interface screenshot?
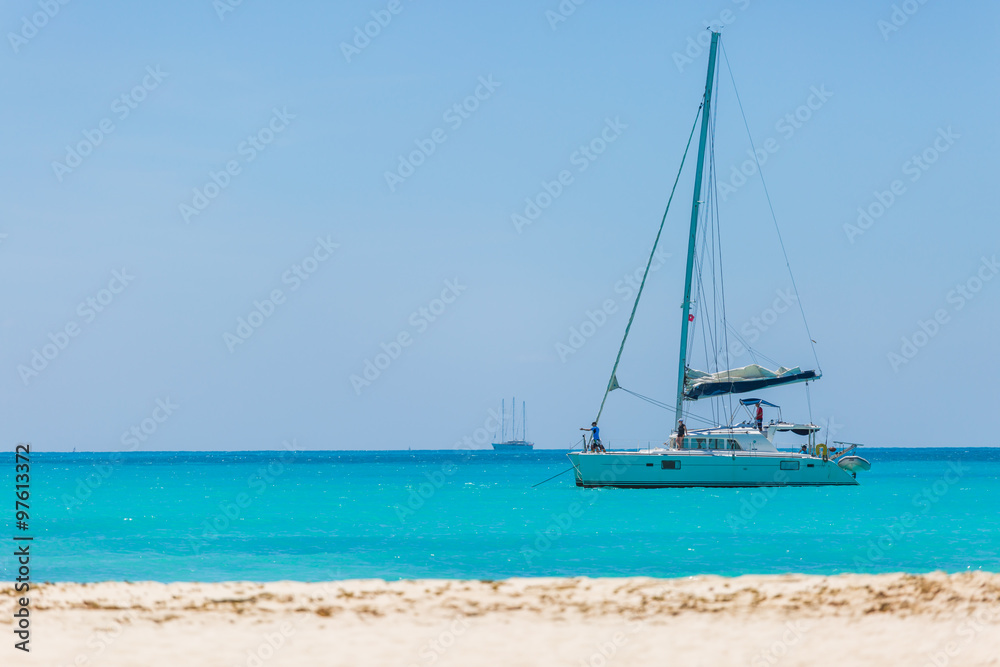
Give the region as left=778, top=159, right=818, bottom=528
left=5, top=572, right=1000, bottom=666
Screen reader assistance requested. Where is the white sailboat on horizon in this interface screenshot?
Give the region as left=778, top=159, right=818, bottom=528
left=492, top=398, right=534, bottom=452
left=568, top=31, right=870, bottom=488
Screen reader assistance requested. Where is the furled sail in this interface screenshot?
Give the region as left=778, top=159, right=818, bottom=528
left=683, top=364, right=819, bottom=400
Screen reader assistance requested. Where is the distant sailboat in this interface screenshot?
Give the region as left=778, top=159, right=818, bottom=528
left=492, top=398, right=534, bottom=451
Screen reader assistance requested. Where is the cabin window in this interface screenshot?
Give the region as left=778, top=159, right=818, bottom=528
left=661, top=460, right=680, bottom=470
left=780, top=461, right=800, bottom=471
left=728, top=439, right=741, bottom=450
left=693, top=438, right=706, bottom=449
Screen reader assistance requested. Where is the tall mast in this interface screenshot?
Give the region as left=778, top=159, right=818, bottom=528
left=675, top=30, right=721, bottom=423
left=522, top=401, right=526, bottom=440
left=501, top=399, right=505, bottom=442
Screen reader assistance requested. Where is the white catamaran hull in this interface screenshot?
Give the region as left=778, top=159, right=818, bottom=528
left=567, top=451, right=858, bottom=488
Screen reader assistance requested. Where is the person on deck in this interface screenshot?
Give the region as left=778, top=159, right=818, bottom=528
left=581, top=422, right=603, bottom=452
left=676, top=420, right=687, bottom=449
left=755, top=403, right=764, bottom=431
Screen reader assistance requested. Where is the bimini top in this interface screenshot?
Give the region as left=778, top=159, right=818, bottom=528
left=684, top=364, right=819, bottom=400
left=739, top=398, right=779, bottom=408
left=773, top=422, right=821, bottom=435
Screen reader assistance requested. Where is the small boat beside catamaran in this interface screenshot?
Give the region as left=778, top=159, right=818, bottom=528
left=492, top=398, right=534, bottom=451
left=568, top=31, right=869, bottom=488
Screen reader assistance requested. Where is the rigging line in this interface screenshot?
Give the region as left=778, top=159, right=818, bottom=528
left=723, top=320, right=785, bottom=369
left=724, top=323, right=760, bottom=363
left=693, top=221, right=711, bottom=355
left=593, top=104, right=703, bottom=425
left=691, top=154, right=718, bottom=373
left=704, top=149, right=720, bottom=372
left=694, top=216, right=720, bottom=381
left=694, top=242, right=713, bottom=375
left=706, top=140, right=720, bottom=373
left=695, top=278, right=709, bottom=371
left=693, top=239, right=722, bottom=425
left=709, top=64, right=735, bottom=424
left=700, top=67, right=720, bottom=422
left=706, top=124, right=721, bottom=425
left=720, top=42, right=822, bottom=375
left=805, top=381, right=814, bottom=426
left=725, top=332, right=781, bottom=369
left=705, top=82, right=720, bottom=423
left=532, top=466, right=577, bottom=488
left=560, top=435, right=588, bottom=453
left=698, top=237, right=716, bottom=372
left=696, top=269, right=715, bottom=423
left=617, top=387, right=717, bottom=426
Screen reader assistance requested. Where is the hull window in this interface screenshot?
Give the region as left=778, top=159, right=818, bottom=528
left=780, top=461, right=800, bottom=471
left=681, top=438, right=741, bottom=450
left=661, top=460, right=681, bottom=470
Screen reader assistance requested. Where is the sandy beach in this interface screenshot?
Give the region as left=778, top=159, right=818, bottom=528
left=6, top=572, right=1000, bottom=666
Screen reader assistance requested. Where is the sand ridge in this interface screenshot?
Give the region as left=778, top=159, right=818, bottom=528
left=13, top=571, right=1000, bottom=620
left=5, top=573, right=1000, bottom=666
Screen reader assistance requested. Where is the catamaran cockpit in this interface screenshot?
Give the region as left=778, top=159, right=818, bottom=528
left=670, top=397, right=826, bottom=454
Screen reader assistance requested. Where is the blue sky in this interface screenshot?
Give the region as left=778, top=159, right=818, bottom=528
left=2, top=0, right=997, bottom=450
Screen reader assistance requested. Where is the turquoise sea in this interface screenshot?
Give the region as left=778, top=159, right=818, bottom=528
left=3, top=449, right=998, bottom=582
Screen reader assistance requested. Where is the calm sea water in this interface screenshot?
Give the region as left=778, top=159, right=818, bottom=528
left=3, top=449, right=998, bottom=582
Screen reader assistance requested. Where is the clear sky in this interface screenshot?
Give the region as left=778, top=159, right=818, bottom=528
left=2, top=0, right=998, bottom=451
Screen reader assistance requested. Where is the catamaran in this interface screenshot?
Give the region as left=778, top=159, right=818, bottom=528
left=568, top=31, right=869, bottom=488
left=492, top=398, right=534, bottom=451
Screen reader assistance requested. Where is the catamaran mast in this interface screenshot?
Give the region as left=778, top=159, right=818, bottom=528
left=675, top=30, right=721, bottom=422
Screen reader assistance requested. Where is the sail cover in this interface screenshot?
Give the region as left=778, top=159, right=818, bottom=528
left=684, top=364, right=819, bottom=400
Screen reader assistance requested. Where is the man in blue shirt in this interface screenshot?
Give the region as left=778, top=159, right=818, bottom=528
left=581, top=422, right=603, bottom=452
